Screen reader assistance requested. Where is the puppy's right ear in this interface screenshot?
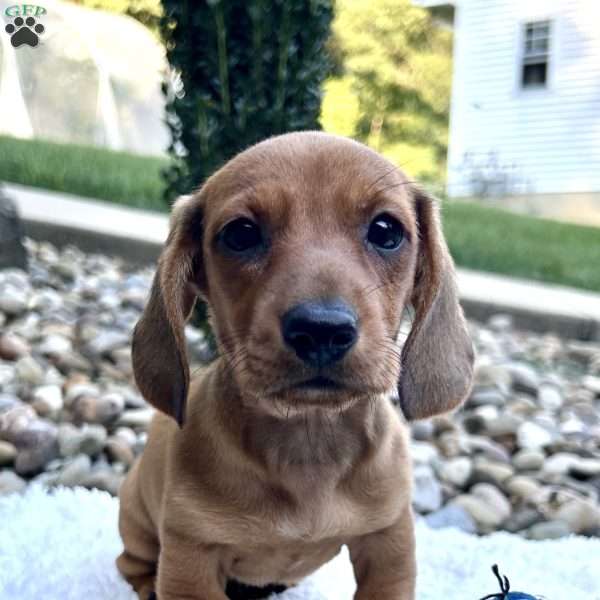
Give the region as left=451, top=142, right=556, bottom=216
left=131, top=194, right=205, bottom=427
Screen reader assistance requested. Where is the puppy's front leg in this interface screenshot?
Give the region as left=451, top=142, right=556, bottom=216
left=156, top=532, right=228, bottom=600
left=348, top=509, right=416, bottom=600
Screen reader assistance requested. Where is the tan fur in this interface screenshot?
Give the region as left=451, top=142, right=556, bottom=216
left=117, top=132, right=474, bottom=600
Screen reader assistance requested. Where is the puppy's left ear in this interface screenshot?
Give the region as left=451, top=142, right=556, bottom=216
left=131, top=194, right=206, bottom=427
left=399, top=187, right=474, bottom=420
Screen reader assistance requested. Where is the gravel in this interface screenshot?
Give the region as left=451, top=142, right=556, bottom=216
left=1, top=239, right=600, bottom=540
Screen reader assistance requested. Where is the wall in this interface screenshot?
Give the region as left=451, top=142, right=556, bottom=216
left=447, top=0, right=600, bottom=198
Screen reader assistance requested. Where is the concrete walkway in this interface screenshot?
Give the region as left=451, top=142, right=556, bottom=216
left=5, top=182, right=600, bottom=341
left=6, top=183, right=167, bottom=263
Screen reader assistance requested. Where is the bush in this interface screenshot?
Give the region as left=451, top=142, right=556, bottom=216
left=160, top=0, right=334, bottom=203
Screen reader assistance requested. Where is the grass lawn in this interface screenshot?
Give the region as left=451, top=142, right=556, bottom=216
left=0, top=135, right=169, bottom=212
left=2, top=135, right=600, bottom=292
left=442, top=201, right=600, bottom=292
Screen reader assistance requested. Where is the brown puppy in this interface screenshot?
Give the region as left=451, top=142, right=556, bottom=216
left=116, top=131, right=474, bottom=600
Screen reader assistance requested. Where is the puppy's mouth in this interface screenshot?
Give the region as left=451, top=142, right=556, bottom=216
left=294, top=376, right=342, bottom=391
left=264, top=374, right=349, bottom=398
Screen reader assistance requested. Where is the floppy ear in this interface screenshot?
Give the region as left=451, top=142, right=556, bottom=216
left=131, top=194, right=205, bottom=427
left=399, top=187, right=474, bottom=420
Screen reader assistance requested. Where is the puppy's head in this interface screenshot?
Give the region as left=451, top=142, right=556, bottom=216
left=132, top=132, right=474, bottom=426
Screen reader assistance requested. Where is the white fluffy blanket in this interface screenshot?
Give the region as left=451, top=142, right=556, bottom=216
left=0, top=486, right=598, bottom=599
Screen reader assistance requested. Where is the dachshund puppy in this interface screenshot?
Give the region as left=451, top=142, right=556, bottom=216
left=116, top=132, right=474, bottom=600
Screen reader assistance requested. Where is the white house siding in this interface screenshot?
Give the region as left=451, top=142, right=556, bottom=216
left=446, top=0, right=600, bottom=199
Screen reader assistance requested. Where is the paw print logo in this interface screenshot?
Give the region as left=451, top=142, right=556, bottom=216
left=4, top=16, right=45, bottom=48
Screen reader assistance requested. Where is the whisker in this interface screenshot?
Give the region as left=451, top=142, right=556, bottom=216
left=304, top=413, right=313, bottom=452
left=370, top=179, right=418, bottom=200
left=322, top=409, right=338, bottom=458
left=220, top=346, right=249, bottom=379
left=363, top=164, right=401, bottom=197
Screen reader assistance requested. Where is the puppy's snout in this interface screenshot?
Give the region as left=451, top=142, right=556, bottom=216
left=281, top=301, right=358, bottom=368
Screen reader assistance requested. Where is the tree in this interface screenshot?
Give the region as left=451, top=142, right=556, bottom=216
left=160, top=0, right=334, bottom=203
left=322, top=0, right=452, bottom=185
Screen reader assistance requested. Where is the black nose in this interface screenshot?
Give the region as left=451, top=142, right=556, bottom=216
left=281, top=301, right=358, bottom=367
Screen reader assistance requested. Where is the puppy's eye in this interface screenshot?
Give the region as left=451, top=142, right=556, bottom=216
left=367, top=214, right=404, bottom=251
left=221, top=218, right=263, bottom=253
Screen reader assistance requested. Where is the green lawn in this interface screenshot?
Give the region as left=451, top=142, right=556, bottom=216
left=2, top=135, right=600, bottom=292
left=442, top=201, right=600, bottom=292
left=0, top=135, right=169, bottom=212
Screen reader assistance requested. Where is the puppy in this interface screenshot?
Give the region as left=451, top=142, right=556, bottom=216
left=116, top=131, right=474, bottom=600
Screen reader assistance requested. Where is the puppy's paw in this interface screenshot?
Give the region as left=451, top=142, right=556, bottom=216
left=147, top=593, right=157, bottom=600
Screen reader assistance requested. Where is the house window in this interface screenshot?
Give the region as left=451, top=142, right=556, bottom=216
left=521, top=20, right=551, bottom=88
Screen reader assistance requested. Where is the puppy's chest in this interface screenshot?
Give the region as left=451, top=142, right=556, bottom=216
left=271, top=490, right=381, bottom=542
left=194, top=477, right=400, bottom=545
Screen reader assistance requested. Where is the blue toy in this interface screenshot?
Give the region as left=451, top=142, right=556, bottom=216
left=480, top=564, right=541, bottom=600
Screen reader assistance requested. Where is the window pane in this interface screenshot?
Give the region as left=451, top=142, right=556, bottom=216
left=522, top=61, right=547, bottom=87
left=536, top=23, right=550, bottom=37
left=525, top=21, right=550, bottom=40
